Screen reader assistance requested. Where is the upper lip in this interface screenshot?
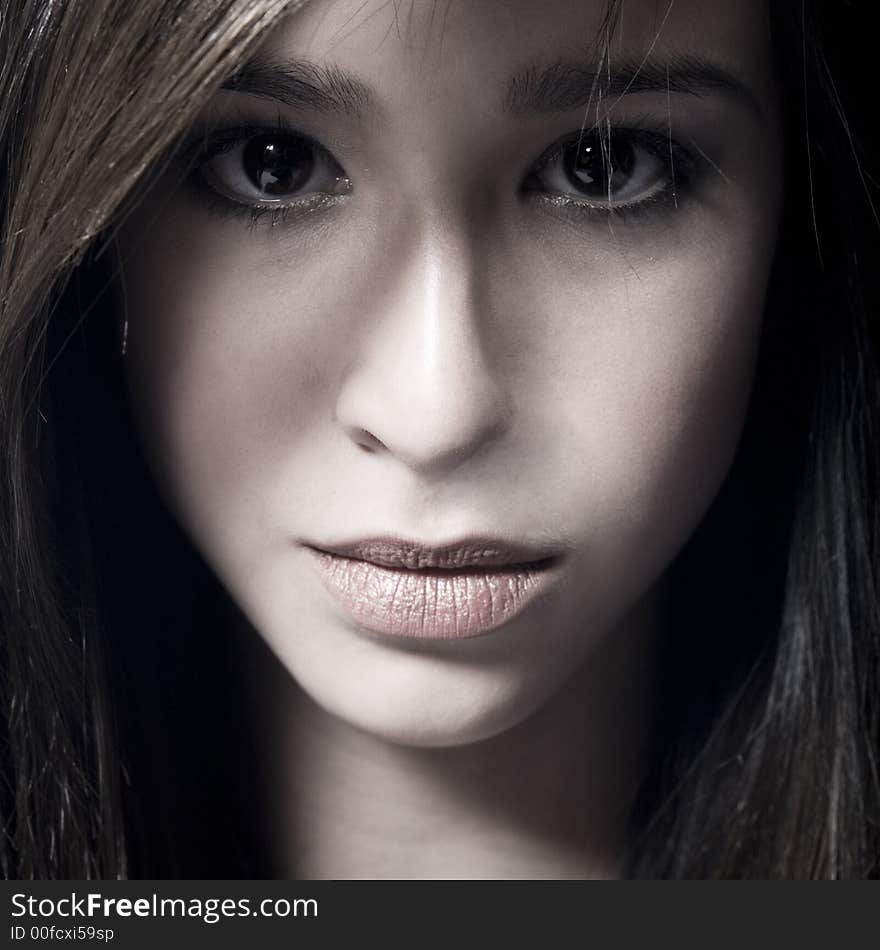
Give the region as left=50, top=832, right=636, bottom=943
left=307, top=536, right=560, bottom=571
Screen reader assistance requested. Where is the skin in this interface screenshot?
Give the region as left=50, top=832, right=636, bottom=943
left=120, top=0, right=782, bottom=877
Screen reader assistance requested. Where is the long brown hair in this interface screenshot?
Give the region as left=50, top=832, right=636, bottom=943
left=0, top=0, right=295, bottom=879
left=1, top=0, right=877, bottom=878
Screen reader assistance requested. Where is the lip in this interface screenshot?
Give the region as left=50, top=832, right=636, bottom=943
left=306, top=537, right=562, bottom=640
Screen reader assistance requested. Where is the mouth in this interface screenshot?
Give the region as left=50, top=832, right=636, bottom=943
left=305, top=537, right=562, bottom=641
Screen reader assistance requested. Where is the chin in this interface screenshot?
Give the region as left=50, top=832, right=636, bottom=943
left=309, top=693, right=542, bottom=749
left=283, top=640, right=565, bottom=749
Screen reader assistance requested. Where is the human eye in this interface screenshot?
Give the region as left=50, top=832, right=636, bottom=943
left=523, top=125, right=695, bottom=219
left=180, top=121, right=352, bottom=228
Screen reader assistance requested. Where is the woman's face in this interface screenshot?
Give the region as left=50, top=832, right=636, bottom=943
left=121, top=0, right=781, bottom=746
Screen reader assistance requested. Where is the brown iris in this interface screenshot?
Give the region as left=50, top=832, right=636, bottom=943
left=561, top=135, right=637, bottom=199
left=242, top=134, right=315, bottom=197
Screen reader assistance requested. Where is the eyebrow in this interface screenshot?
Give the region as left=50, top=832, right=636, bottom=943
left=220, top=58, right=374, bottom=117
left=220, top=53, right=762, bottom=123
left=505, top=54, right=763, bottom=119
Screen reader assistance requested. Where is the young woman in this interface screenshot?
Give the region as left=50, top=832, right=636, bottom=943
left=0, top=0, right=877, bottom=879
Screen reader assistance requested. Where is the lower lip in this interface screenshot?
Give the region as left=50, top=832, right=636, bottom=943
left=310, top=551, right=558, bottom=640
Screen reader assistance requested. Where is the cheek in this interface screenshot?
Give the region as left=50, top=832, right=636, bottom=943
left=517, top=219, right=772, bottom=581
left=121, top=208, right=356, bottom=551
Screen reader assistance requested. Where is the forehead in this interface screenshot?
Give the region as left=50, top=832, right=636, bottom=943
left=258, top=0, right=776, bottom=103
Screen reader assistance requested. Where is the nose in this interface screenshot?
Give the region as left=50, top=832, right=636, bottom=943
left=334, top=236, right=510, bottom=478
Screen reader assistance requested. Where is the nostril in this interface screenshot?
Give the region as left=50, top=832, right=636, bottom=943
left=351, top=428, right=385, bottom=454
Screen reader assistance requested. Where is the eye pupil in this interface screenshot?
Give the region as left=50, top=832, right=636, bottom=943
left=243, top=134, right=314, bottom=196
left=564, top=136, right=636, bottom=197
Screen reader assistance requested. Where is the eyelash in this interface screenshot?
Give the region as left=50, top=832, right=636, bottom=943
left=178, top=117, right=698, bottom=230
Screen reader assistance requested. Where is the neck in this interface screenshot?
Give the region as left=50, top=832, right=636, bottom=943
left=248, top=591, right=662, bottom=880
